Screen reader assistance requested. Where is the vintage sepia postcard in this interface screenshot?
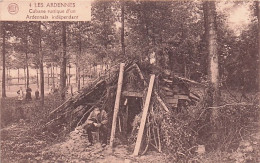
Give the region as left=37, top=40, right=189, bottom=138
left=1, top=0, right=259, bottom=162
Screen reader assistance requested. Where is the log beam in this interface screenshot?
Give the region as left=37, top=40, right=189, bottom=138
left=110, top=63, right=125, bottom=147
left=122, top=91, right=143, bottom=97
left=133, top=74, right=155, bottom=156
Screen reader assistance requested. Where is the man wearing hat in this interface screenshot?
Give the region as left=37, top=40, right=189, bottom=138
left=82, top=106, right=108, bottom=147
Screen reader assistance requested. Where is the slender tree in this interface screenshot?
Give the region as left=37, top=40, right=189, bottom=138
left=76, top=22, right=82, bottom=91
left=76, top=37, right=81, bottom=90
left=1, top=22, right=6, bottom=97
left=20, top=22, right=31, bottom=88
left=25, top=25, right=29, bottom=88
left=24, top=65, right=26, bottom=86
left=18, top=68, right=20, bottom=83
left=60, top=22, right=67, bottom=100
left=52, top=63, right=55, bottom=87
left=257, top=1, right=260, bottom=91
left=47, top=65, right=50, bottom=87
left=203, top=1, right=220, bottom=107
left=121, top=0, right=125, bottom=56
left=36, top=67, right=39, bottom=87
left=38, top=22, right=44, bottom=105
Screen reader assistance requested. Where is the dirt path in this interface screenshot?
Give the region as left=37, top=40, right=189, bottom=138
left=41, top=127, right=168, bottom=163
left=1, top=122, right=168, bottom=163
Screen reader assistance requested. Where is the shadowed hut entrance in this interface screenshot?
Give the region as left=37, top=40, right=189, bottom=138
left=118, top=66, right=145, bottom=141
left=127, top=97, right=142, bottom=135
left=119, top=96, right=143, bottom=138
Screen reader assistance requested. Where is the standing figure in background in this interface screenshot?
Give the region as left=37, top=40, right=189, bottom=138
left=25, top=87, right=32, bottom=100
left=35, top=88, right=39, bottom=100
left=49, top=85, right=53, bottom=94
left=17, top=87, right=24, bottom=101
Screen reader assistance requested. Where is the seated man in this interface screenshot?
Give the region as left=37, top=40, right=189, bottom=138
left=82, top=107, right=108, bottom=147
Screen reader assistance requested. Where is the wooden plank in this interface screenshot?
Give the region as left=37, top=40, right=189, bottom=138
left=165, top=98, right=178, bottom=104
left=174, top=95, right=190, bottom=100
left=133, top=75, right=155, bottom=156
left=122, top=91, right=143, bottom=97
left=175, top=76, right=205, bottom=86
left=154, top=92, right=169, bottom=112
left=162, top=78, right=172, bottom=83
left=109, top=63, right=125, bottom=147
left=157, top=126, right=162, bottom=152
left=164, top=91, right=174, bottom=96
left=189, top=92, right=200, bottom=101
left=161, top=86, right=172, bottom=92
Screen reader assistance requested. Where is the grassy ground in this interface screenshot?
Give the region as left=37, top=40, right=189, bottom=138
left=1, top=91, right=259, bottom=163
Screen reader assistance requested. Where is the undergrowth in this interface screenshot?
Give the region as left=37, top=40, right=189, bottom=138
left=159, top=93, right=259, bottom=162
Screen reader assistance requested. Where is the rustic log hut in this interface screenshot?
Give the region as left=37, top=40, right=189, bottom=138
left=43, top=61, right=202, bottom=155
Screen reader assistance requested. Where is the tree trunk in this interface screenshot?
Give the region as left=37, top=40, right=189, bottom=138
left=68, top=65, right=71, bottom=85
left=76, top=27, right=81, bottom=91
left=25, top=24, right=29, bottom=88
left=184, top=61, right=187, bottom=78
left=25, top=52, right=29, bottom=88
left=8, top=68, right=10, bottom=85
left=101, top=58, right=104, bottom=74
left=52, top=63, right=55, bottom=87
left=203, top=1, right=220, bottom=107
left=82, top=69, right=85, bottom=86
left=55, top=65, right=58, bottom=84
left=1, top=21, right=6, bottom=97
left=24, top=66, right=26, bottom=87
left=18, top=68, right=20, bottom=83
left=40, top=62, right=44, bottom=105
left=60, top=22, right=67, bottom=100
left=6, top=67, right=8, bottom=86
left=39, top=22, right=44, bottom=105
left=36, top=68, right=39, bottom=88
left=50, top=64, right=53, bottom=86
left=257, top=1, right=260, bottom=92
left=40, top=61, right=44, bottom=105
left=203, top=1, right=220, bottom=144
left=47, top=67, right=50, bottom=87
left=89, top=64, right=92, bottom=78
left=121, top=0, right=125, bottom=56
left=77, top=64, right=81, bottom=90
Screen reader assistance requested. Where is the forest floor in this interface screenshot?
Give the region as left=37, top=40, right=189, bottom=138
left=1, top=96, right=169, bottom=163
left=193, top=118, right=260, bottom=163
left=0, top=120, right=169, bottom=163
left=1, top=92, right=260, bottom=163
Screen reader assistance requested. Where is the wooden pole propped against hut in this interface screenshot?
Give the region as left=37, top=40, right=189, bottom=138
left=110, top=63, right=125, bottom=147
left=133, top=74, right=155, bottom=156
left=133, top=63, right=169, bottom=112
